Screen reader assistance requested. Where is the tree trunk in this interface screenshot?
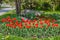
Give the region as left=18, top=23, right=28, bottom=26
left=0, top=0, right=2, bottom=9
left=52, top=4, right=55, bottom=11
left=15, top=0, right=21, bottom=16
left=0, top=4, right=1, bottom=9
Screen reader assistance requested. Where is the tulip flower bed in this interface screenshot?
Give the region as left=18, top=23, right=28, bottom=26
left=0, top=16, right=60, bottom=38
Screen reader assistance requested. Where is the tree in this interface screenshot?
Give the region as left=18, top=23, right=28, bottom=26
left=0, top=0, right=2, bottom=9
left=49, top=0, right=60, bottom=11
left=0, top=0, right=21, bottom=15
left=15, top=0, right=21, bottom=16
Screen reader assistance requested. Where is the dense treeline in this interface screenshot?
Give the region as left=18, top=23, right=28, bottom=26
left=0, top=0, right=60, bottom=11
left=21, top=0, right=60, bottom=11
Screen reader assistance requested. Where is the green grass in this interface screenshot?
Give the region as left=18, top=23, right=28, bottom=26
left=0, top=10, right=16, bottom=19
left=4, top=10, right=16, bottom=14
left=45, top=11, right=60, bottom=14
left=0, top=6, right=12, bottom=10
left=0, top=33, right=60, bottom=40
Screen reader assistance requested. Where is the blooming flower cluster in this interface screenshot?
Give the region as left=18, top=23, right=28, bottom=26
left=1, top=16, right=59, bottom=29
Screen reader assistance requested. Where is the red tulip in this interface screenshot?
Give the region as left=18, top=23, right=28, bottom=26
left=9, top=24, right=13, bottom=27
left=52, top=19, right=56, bottom=23
left=35, top=23, right=38, bottom=28
left=40, top=21, right=43, bottom=25
left=18, top=22, right=22, bottom=29
left=26, top=25, right=31, bottom=29
left=32, top=21, right=35, bottom=24
left=6, top=17, right=13, bottom=23
left=52, top=23, right=55, bottom=27
left=11, top=25, right=16, bottom=28
left=6, top=16, right=10, bottom=19
left=21, top=18, right=25, bottom=22
left=6, top=24, right=16, bottom=28
left=24, top=23, right=27, bottom=26
left=52, top=23, right=59, bottom=27
left=25, top=19, right=29, bottom=22
left=1, top=18, right=7, bottom=22
left=40, top=26, right=43, bottom=28
left=44, top=20, right=50, bottom=24
left=33, top=20, right=37, bottom=22
left=40, top=19, right=42, bottom=21
left=54, top=24, right=58, bottom=27
left=15, top=20, right=19, bottom=26
left=27, top=21, right=31, bottom=24
left=44, top=20, right=47, bottom=23
left=12, top=18, right=16, bottom=20
left=47, top=23, right=50, bottom=27
left=9, top=19, right=13, bottom=23
left=6, top=24, right=10, bottom=27
left=10, top=22, right=14, bottom=25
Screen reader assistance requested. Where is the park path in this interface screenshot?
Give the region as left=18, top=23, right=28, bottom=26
left=0, top=7, right=28, bottom=20
left=0, top=7, right=15, bottom=16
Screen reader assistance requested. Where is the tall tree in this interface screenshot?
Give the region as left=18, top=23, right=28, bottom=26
left=0, top=0, right=2, bottom=9
left=49, top=0, right=60, bottom=11
left=15, top=0, right=21, bottom=16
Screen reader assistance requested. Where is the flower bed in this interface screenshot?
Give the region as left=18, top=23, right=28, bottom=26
left=0, top=16, right=60, bottom=38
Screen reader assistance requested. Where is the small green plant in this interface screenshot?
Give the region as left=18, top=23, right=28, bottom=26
left=24, top=13, right=36, bottom=20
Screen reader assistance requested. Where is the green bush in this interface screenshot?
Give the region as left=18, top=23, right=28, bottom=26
left=40, top=2, right=51, bottom=11
left=56, top=5, right=60, bottom=11
left=22, top=13, right=36, bottom=20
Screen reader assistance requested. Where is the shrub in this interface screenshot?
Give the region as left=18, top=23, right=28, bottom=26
left=40, top=2, right=51, bottom=11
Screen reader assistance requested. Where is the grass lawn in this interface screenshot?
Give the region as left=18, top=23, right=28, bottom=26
left=0, top=33, right=60, bottom=40
left=45, top=11, right=60, bottom=14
